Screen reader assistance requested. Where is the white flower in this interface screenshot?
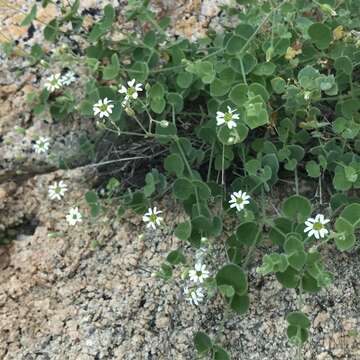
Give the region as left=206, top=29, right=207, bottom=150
left=216, top=106, right=239, bottom=129
left=142, top=207, right=163, bottom=230
left=229, top=190, right=251, bottom=212
left=33, top=136, right=50, bottom=154
left=304, top=214, right=330, bottom=239
left=66, top=207, right=82, bottom=226
left=184, top=287, right=205, bottom=306
left=93, top=98, right=114, bottom=119
left=189, top=263, right=210, bottom=283
left=44, top=73, right=62, bottom=92
left=60, top=71, right=76, bottom=86
left=48, top=181, right=68, bottom=200
left=118, top=79, right=143, bottom=101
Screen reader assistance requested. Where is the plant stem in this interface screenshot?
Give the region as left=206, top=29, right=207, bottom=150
left=294, top=166, right=299, bottom=195
left=207, top=141, right=215, bottom=182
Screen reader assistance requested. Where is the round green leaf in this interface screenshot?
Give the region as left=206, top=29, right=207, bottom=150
left=236, top=221, right=261, bottom=246
left=176, top=71, right=193, bottom=88
left=282, top=195, right=312, bottom=223
left=286, top=312, right=310, bottom=329
left=334, top=232, right=356, bottom=252
left=174, top=220, right=192, bottom=241
left=173, top=178, right=193, bottom=200
left=339, top=203, right=360, bottom=228
left=230, top=293, right=250, bottom=314
left=334, top=56, right=353, bottom=75
left=229, top=84, right=248, bottom=106
left=194, top=332, right=212, bottom=354
left=216, top=263, right=248, bottom=295
left=308, top=23, right=332, bottom=49
left=164, top=153, right=184, bottom=177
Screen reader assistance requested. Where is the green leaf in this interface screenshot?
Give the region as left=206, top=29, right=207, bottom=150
left=344, top=166, right=358, bottom=183
left=287, top=312, right=310, bottom=329
left=85, top=190, right=98, bottom=204
left=103, top=53, right=120, bottom=80
left=229, top=84, right=248, bottom=106
left=194, top=332, right=212, bottom=354
left=166, top=249, right=186, bottom=265
left=248, top=83, right=269, bottom=102
left=257, top=253, right=288, bottom=275
left=230, top=293, right=250, bottom=314
left=276, top=267, right=299, bottom=288
left=164, top=153, right=184, bottom=177
left=308, top=23, right=332, bottom=49
left=44, top=19, right=59, bottom=42
left=218, top=284, right=235, bottom=298
left=176, top=71, right=193, bottom=88
left=216, top=263, right=247, bottom=295
left=149, top=83, right=165, bottom=99
left=128, top=62, right=149, bottom=83
left=210, top=78, right=231, bottom=97
left=334, top=232, right=356, bottom=252
left=150, top=98, right=166, bottom=114
left=174, top=220, right=192, bottom=240
left=338, top=203, right=360, bottom=229
left=244, top=100, right=268, bottom=129
left=167, top=93, right=183, bottom=112
left=226, top=35, right=246, bottom=54
left=282, top=195, right=312, bottom=223
left=186, top=60, right=215, bottom=84
left=305, top=160, right=321, bottom=178
left=173, top=178, right=193, bottom=200
left=192, top=180, right=211, bottom=200
left=271, top=77, right=286, bottom=94
left=269, top=217, right=293, bottom=246
left=284, top=235, right=307, bottom=271
left=333, top=165, right=352, bottom=191
left=334, top=56, right=353, bottom=75
left=213, top=345, right=230, bottom=360
left=21, top=5, right=37, bottom=27
left=236, top=221, right=261, bottom=246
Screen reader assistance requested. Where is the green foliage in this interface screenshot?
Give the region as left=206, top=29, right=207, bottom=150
left=21, top=0, right=360, bottom=358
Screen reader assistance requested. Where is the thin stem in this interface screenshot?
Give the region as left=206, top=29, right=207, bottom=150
left=239, top=57, right=248, bottom=85
left=207, top=141, right=215, bottom=182
left=294, top=166, right=299, bottom=195
left=221, top=144, right=225, bottom=186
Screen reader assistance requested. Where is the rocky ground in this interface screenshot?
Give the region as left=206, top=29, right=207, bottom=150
left=0, top=1, right=360, bottom=359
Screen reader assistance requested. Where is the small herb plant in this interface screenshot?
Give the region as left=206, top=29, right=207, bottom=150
left=8, top=0, right=360, bottom=358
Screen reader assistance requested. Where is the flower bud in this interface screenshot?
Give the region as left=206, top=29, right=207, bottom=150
left=160, top=120, right=169, bottom=128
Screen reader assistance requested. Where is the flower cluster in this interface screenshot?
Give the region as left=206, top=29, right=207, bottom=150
left=44, top=71, right=77, bottom=92
left=91, top=79, right=143, bottom=120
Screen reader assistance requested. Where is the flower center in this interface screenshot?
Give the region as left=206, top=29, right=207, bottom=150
left=55, top=187, right=61, bottom=193
left=127, top=87, right=136, bottom=96
left=313, top=222, right=323, bottom=231
left=236, top=198, right=243, bottom=204
left=149, top=214, right=157, bottom=223
left=100, top=104, right=108, bottom=112
left=224, top=112, right=233, bottom=122
left=196, top=271, right=203, bottom=277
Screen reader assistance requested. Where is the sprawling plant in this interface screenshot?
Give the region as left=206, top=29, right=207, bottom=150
left=7, top=0, right=360, bottom=358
